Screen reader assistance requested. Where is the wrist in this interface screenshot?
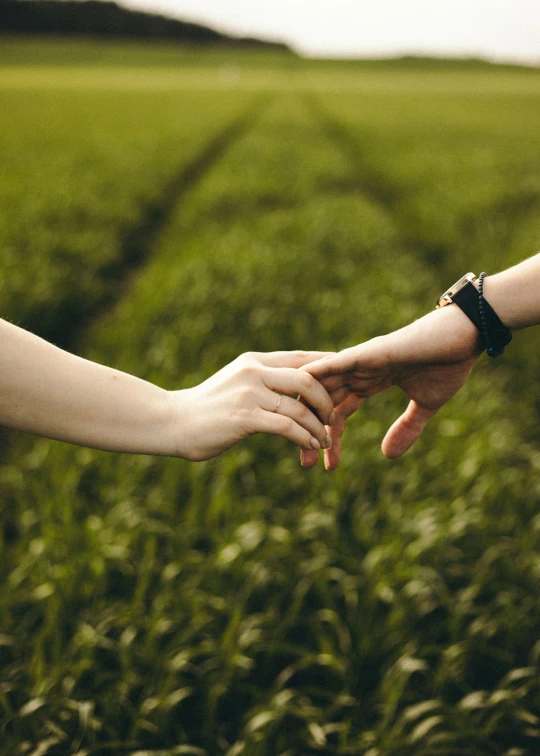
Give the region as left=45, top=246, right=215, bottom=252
left=117, top=384, right=181, bottom=457
left=165, top=388, right=193, bottom=459
left=385, top=304, right=481, bottom=366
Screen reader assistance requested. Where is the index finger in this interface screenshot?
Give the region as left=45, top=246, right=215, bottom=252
left=252, top=350, right=335, bottom=369
left=302, top=346, right=363, bottom=379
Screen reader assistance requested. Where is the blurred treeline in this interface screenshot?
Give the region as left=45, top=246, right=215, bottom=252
left=0, top=0, right=292, bottom=51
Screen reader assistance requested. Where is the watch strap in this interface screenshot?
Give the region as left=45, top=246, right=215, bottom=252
left=452, top=281, right=512, bottom=354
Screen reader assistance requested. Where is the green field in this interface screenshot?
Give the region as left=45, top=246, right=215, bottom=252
left=1, top=40, right=540, bottom=756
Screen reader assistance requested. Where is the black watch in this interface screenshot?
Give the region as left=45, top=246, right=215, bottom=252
left=436, top=272, right=512, bottom=357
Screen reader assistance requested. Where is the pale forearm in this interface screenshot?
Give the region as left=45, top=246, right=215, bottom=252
left=0, top=320, right=334, bottom=461
left=0, top=319, right=176, bottom=455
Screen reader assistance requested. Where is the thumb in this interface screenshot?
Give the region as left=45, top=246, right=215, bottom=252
left=381, top=400, right=436, bottom=459
left=257, top=351, right=334, bottom=369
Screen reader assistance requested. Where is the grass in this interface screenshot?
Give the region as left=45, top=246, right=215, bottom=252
left=0, top=86, right=257, bottom=346
left=1, top=40, right=540, bottom=755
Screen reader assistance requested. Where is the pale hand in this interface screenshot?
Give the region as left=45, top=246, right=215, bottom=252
left=170, top=351, right=335, bottom=462
left=300, top=304, right=482, bottom=469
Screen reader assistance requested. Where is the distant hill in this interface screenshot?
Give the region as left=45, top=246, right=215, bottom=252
left=0, top=0, right=293, bottom=51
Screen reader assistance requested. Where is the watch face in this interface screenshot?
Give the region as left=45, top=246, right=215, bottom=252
left=437, top=272, right=476, bottom=308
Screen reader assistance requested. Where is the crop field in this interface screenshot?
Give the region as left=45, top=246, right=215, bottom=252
left=1, top=40, right=540, bottom=755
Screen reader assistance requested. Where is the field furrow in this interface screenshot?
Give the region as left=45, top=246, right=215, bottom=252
left=54, top=95, right=268, bottom=353
left=0, top=88, right=257, bottom=346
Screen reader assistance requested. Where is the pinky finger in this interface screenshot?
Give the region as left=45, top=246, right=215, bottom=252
left=258, top=410, right=321, bottom=451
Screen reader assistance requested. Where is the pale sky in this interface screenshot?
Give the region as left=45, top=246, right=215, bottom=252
left=123, top=0, right=540, bottom=63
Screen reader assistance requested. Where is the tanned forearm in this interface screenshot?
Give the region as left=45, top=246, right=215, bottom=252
left=481, top=252, right=540, bottom=331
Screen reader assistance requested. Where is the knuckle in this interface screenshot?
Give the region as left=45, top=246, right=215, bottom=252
left=299, top=371, right=315, bottom=392
left=238, top=351, right=257, bottom=365
left=277, top=416, right=294, bottom=435
left=238, top=362, right=259, bottom=381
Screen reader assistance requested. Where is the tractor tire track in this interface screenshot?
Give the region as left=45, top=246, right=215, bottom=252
left=24, top=95, right=270, bottom=354
left=307, top=97, right=453, bottom=269
left=307, top=95, right=540, bottom=272
left=306, top=94, right=455, bottom=269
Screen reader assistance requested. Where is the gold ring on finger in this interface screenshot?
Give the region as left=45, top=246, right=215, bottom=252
left=273, top=393, right=283, bottom=413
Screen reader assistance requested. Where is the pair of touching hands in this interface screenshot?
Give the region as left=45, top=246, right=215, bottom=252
left=3, top=257, right=536, bottom=461
left=0, top=307, right=476, bottom=463
left=176, top=299, right=481, bottom=466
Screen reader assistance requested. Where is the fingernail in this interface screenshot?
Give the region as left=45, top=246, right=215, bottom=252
left=325, top=434, right=332, bottom=449
left=329, top=412, right=336, bottom=426
left=310, top=437, right=321, bottom=450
